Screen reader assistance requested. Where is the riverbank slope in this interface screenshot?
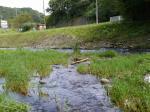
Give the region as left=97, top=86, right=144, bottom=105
left=0, top=22, right=149, bottom=49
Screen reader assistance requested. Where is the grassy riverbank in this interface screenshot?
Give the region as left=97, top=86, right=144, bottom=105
left=0, top=49, right=149, bottom=111
left=0, top=49, right=68, bottom=94
left=0, top=22, right=149, bottom=49
left=77, top=52, right=150, bottom=112
left=0, top=49, right=69, bottom=111
left=0, top=94, right=28, bottom=112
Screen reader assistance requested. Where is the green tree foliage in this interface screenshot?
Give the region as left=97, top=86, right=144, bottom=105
left=9, top=14, right=33, bottom=29
left=47, top=0, right=92, bottom=26
left=21, top=23, right=36, bottom=32
left=47, top=0, right=150, bottom=27
left=46, top=0, right=119, bottom=27
left=0, top=6, right=44, bottom=23
left=85, top=0, right=119, bottom=22
left=116, top=0, right=150, bottom=21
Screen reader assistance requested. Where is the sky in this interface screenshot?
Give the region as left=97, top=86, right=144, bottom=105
left=0, top=0, right=50, bottom=14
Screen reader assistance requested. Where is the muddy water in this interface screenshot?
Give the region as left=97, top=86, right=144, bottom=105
left=1, top=65, right=120, bottom=112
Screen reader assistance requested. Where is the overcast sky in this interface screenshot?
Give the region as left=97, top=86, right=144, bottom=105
left=0, top=0, right=50, bottom=14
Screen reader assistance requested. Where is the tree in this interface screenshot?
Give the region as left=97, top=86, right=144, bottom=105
left=46, top=0, right=92, bottom=26
left=116, top=0, right=150, bottom=21
left=84, top=0, right=119, bottom=22
left=46, top=0, right=119, bottom=27
left=0, top=6, right=44, bottom=23
left=9, top=14, right=33, bottom=29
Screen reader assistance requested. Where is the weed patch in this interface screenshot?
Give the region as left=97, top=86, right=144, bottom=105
left=77, top=53, right=150, bottom=111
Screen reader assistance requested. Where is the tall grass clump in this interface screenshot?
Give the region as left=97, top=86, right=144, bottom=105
left=77, top=53, right=150, bottom=111
left=77, top=64, right=89, bottom=74
left=110, top=61, right=150, bottom=112
left=99, top=50, right=118, bottom=58
left=0, top=94, right=29, bottom=112
left=5, top=63, right=30, bottom=95
left=0, top=49, right=68, bottom=94
left=72, top=43, right=81, bottom=61
left=36, top=59, right=52, bottom=78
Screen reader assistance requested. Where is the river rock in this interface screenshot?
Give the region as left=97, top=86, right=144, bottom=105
left=100, top=78, right=110, bottom=84
left=144, top=74, right=150, bottom=83
left=39, top=80, right=46, bottom=85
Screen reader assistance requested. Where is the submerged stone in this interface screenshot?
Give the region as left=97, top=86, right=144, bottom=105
left=39, top=80, right=46, bottom=85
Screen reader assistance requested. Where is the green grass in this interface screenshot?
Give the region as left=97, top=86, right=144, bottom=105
left=77, top=52, right=150, bottom=112
left=0, top=94, right=28, bottom=112
left=0, top=49, right=68, bottom=94
left=99, top=50, right=118, bottom=58
left=0, top=22, right=149, bottom=48
left=0, top=48, right=149, bottom=111
left=0, top=28, right=17, bottom=35
left=0, top=49, right=69, bottom=111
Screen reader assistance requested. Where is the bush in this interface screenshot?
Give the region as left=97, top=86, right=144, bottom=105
left=116, top=0, right=150, bottom=21
left=99, top=50, right=118, bottom=58
left=20, top=23, right=35, bottom=32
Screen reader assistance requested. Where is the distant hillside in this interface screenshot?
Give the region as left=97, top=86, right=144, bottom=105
left=0, top=6, right=44, bottom=23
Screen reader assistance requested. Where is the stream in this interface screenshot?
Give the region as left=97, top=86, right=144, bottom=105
left=1, top=48, right=148, bottom=111
left=0, top=47, right=149, bottom=54
left=0, top=65, right=120, bottom=112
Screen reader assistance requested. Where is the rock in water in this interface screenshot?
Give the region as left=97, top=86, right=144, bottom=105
left=101, top=78, right=110, bottom=84
left=39, top=80, right=46, bottom=85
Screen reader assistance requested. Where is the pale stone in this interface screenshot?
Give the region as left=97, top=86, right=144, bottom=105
left=144, top=74, right=150, bottom=83
left=100, top=78, right=110, bottom=84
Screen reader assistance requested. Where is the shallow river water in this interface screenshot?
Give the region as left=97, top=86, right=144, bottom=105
left=0, top=65, right=120, bottom=112
left=0, top=48, right=149, bottom=112
left=0, top=47, right=149, bottom=54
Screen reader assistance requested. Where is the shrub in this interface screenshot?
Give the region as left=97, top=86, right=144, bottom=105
left=20, top=23, right=35, bottom=32
left=99, top=50, right=118, bottom=58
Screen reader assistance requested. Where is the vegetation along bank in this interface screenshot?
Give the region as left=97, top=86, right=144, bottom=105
left=0, top=22, right=150, bottom=49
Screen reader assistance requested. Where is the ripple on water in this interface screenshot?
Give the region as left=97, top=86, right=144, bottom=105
left=0, top=78, right=5, bottom=93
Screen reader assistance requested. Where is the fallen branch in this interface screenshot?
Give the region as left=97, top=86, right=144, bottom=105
left=71, top=58, right=89, bottom=65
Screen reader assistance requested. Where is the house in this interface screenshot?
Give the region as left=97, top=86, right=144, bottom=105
left=110, top=16, right=123, bottom=22
left=0, top=20, right=8, bottom=29
left=37, top=24, right=46, bottom=30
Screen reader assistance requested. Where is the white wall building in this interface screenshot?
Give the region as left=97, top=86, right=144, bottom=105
left=0, top=20, right=8, bottom=29
left=110, top=16, right=123, bottom=22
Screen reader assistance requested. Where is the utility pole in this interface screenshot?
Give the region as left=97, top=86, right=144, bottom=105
left=43, top=0, right=46, bottom=26
left=43, top=0, right=45, bottom=16
left=0, top=15, right=2, bottom=28
left=96, top=0, right=99, bottom=24
left=15, top=8, right=18, bottom=16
